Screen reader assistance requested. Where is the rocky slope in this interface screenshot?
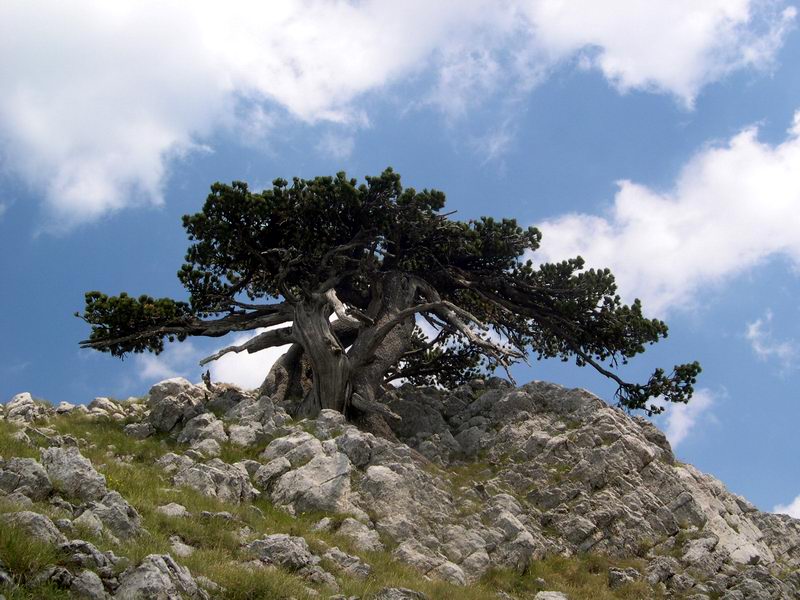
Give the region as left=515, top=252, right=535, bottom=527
left=0, top=377, right=798, bottom=599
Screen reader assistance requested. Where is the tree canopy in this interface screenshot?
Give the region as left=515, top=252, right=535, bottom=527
left=79, top=169, right=700, bottom=420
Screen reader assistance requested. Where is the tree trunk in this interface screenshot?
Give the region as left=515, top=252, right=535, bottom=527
left=289, top=295, right=353, bottom=417
left=262, top=273, right=424, bottom=420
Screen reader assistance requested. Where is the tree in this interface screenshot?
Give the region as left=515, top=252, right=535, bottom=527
left=78, top=169, right=700, bottom=421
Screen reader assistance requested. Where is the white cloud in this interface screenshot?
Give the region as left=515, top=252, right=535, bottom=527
left=315, top=131, right=356, bottom=161
left=520, top=1, right=795, bottom=107
left=133, top=327, right=291, bottom=391
left=136, top=341, right=201, bottom=383
left=0, top=202, right=6, bottom=219
left=0, top=1, right=793, bottom=227
left=745, top=309, right=797, bottom=367
left=774, top=494, right=800, bottom=518
left=207, top=328, right=292, bottom=391
left=537, top=111, right=800, bottom=316
left=656, top=388, right=716, bottom=449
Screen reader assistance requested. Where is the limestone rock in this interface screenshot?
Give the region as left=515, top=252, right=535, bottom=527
left=246, top=533, right=318, bottom=571
left=323, top=546, right=371, bottom=579
left=253, top=457, right=291, bottom=492
left=172, top=458, right=257, bottom=503
left=373, top=589, right=428, bottom=600
left=177, top=413, right=228, bottom=445
left=40, top=446, right=107, bottom=502
left=336, top=517, right=384, bottom=552
left=147, top=378, right=206, bottom=434
left=123, top=422, right=154, bottom=440
left=84, top=490, right=144, bottom=538
left=70, top=569, right=107, bottom=600
left=0, top=511, right=66, bottom=545
left=271, top=451, right=358, bottom=515
left=156, top=503, right=189, bottom=518
left=4, top=393, right=49, bottom=423
left=0, top=457, right=52, bottom=500
left=261, top=431, right=323, bottom=467
left=115, top=554, right=207, bottom=600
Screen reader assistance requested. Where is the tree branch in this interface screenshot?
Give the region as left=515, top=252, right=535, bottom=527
left=199, top=325, right=296, bottom=365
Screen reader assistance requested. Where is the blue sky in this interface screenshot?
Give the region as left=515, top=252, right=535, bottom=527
left=2, top=1, right=800, bottom=517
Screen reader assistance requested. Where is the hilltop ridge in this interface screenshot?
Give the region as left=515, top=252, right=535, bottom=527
left=0, top=378, right=798, bottom=599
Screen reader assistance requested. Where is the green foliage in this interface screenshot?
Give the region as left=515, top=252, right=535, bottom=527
left=78, top=168, right=700, bottom=412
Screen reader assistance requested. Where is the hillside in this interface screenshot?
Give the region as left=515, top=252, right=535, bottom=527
left=0, top=378, right=798, bottom=599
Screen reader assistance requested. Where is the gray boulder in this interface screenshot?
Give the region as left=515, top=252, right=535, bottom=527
left=84, top=490, right=144, bottom=538
left=323, top=546, right=371, bottom=579
left=172, top=458, right=257, bottom=503
left=373, top=589, right=428, bottom=600
left=176, top=413, right=227, bottom=445
left=246, top=533, right=318, bottom=570
left=0, top=511, right=66, bottom=545
left=336, top=517, right=384, bottom=552
left=70, top=569, right=107, bottom=599
left=115, top=554, right=207, bottom=600
left=147, top=378, right=206, bottom=434
left=4, top=393, right=49, bottom=423
left=40, top=446, right=107, bottom=502
left=0, top=457, right=52, bottom=500
left=270, top=451, right=360, bottom=516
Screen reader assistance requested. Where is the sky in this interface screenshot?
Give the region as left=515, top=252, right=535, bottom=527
left=1, top=1, right=800, bottom=517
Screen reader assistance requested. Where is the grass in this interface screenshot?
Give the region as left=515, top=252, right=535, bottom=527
left=0, top=413, right=679, bottom=600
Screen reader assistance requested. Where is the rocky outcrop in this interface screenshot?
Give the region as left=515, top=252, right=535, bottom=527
left=2, top=377, right=799, bottom=599
left=41, top=446, right=108, bottom=501
left=115, top=554, right=208, bottom=599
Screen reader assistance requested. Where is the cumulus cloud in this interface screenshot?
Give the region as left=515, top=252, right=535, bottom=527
left=774, top=494, right=800, bottom=518
left=0, top=1, right=793, bottom=227
left=136, top=341, right=201, bottom=383
left=537, top=111, right=800, bottom=315
left=133, top=327, right=291, bottom=391
left=656, top=388, right=716, bottom=449
left=745, top=310, right=797, bottom=368
left=207, top=328, right=292, bottom=391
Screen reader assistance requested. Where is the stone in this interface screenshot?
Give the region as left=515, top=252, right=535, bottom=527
left=0, top=457, right=52, bottom=500
left=70, top=569, right=107, bottom=600
left=147, top=378, right=206, bottom=434
left=73, top=510, right=104, bottom=537
left=234, top=459, right=261, bottom=478
left=170, top=535, right=195, bottom=557
left=115, top=554, right=207, bottom=600
left=228, top=424, right=263, bottom=447
left=55, top=401, right=77, bottom=414
left=608, top=567, right=640, bottom=588
left=172, top=459, right=257, bottom=503
left=177, top=413, right=228, bottom=445
left=534, top=593, right=569, bottom=600
left=373, top=589, right=428, bottom=600
left=156, top=503, right=189, bottom=518
left=86, top=491, right=144, bottom=538
left=271, top=452, right=358, bottom=515
left=191, top=438, right=221, bottom=458
left=0, top=511, right=66, bottom=545
left=323, top=546, right=372, bottom=579
left=247, top=534, right=319, bottom=571
left=314, top=409, right=346, bottom=439
left=123, top=422, right=155, bottom=440
left=336, top=517, right=384, bottom=552
left=4, top=392, right=49, bottom=423
left=59, top=539, right=116, bottom=570
left=40, top=446, right=107, bottom=501
left=88, top=397, right=123, bottom=415
left=253, top=457, right=291, bottom=492
left=261, top=431, right=324, bottom=467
